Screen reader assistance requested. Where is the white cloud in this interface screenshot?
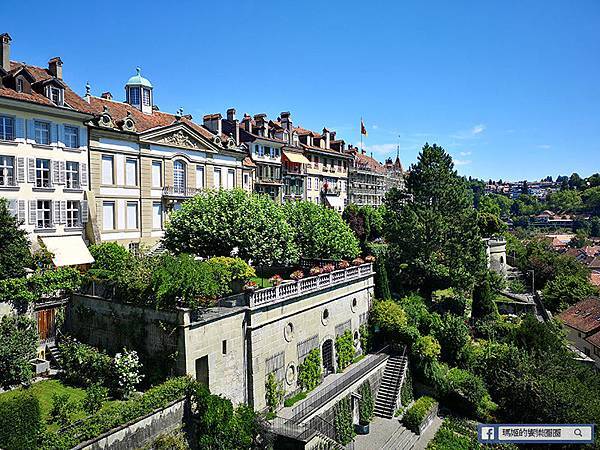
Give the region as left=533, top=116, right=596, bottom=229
left=450, top=123, right=486, bottom=140
left=454, top=159, right=472, bottom=166
left=372, top=124, right=379, bottom=130
left=537, top=144, right=551, bottom=149
left=471, top=124, right=486, bottom=135
left=460, top=151, right=472, bottom=156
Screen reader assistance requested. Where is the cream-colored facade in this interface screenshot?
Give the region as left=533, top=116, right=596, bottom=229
left=304, top=147, right=350, bottom=212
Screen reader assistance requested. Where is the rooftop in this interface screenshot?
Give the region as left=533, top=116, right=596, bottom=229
left=557, top=297, right=600, bottom=333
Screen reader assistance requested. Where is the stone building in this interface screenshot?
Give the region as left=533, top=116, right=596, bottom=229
left=0, top=33, right=94, bottom=266
left=347, top=147, right=387, bottom=207
left=84, top=70, right=252, bottom=249
left=70, top=263, right=375, bottom=410
left=384, top=150, right=405, bottom=192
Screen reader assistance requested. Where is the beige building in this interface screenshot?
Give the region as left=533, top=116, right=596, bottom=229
left=347, top=147, right=387, bottom=207
left=84, top=70, right=253, bottom=249
left=558, top=297, right=600, bottom=369
left=0, top=33, right=94, bottom=265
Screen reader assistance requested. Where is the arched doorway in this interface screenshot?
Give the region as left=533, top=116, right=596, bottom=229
left=322, top=339, right=335, bottom=376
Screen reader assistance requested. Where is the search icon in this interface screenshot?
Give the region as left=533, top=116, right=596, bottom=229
left=574, top=428, right=582, bottom=437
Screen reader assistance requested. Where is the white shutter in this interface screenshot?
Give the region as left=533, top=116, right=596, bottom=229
left=27, top=119, right=35, bottom=143
left=7, top=199, right=17, bottom=217
left=79, top=127, right=88, bottom=150
left=81, top=200, right=88, bottom=223
left=29, top=200, right=36, bottom=225
left=60, top=200, right=67, bottom=225
left=17, top=200, right=26, bottom=223
left=15, top=118, right=25, bottom=142
left=59, top=161, right=66, bottom=185
left=52, top=160, right=60, bottom=185
left=16, top=157, right=25, bottom=183
left=50, top=123, right=58, bottom=146
left=58, top=124, right=65, bottom=147
left=53, top=200, right=61, bottom=225
left=27, top=158, right=35, bottom=183
left=80, top=162, right=88, bottom=189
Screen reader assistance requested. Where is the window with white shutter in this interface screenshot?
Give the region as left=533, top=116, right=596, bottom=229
left=0, top=156, right=15, bottom=186
left=53, top=201, right=61, bottom=224
left=7, top=199, right=17, bottom=217
left=81, top=200, right=88, bottom=223
left=27, top=158, right=35, bottom=183
left=17, top=200, right=25, bottom=223
left=28, top=200, right=36, bottom=224
left=16, top=157, right=25, bottom=183
left=65, top=161, right=80, bottom=189
left=66, top=200, right=79, bottom=227
left=52, top=160, right=60, bottom=185
left=80, top=162, right=88, bottom=188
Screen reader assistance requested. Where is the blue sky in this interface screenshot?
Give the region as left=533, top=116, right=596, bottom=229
left=5, top=0, right=599, bottom=181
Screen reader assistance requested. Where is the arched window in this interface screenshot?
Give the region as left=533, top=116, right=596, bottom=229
left=500, top=256, right=504, bottom=265
left=173, top=160, right=186, bottom=194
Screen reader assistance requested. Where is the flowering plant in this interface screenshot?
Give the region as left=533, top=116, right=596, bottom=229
left=309, top=266, right=322, bottom=276
left=244, top=280, right=258, bottom=290
left=364, top=255, right=376, bottom=263
left=322, top=264, right=335, bottom=273
left=290, top=270, right=304, bottom=281
left=352, top=257, right=365, bottom=266
left=112, top=348, right=143, bottom=399
left=269, top=274, right=283, bottom=286
left=338, top=260, right=350, bottom=269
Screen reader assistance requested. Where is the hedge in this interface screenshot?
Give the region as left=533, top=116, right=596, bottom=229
left=0, top=390, right=43, bottom=450
left=402, top=396, right=437, bottom=433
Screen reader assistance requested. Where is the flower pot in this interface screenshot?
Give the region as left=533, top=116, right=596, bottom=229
left=355, top=423, right=370, bottom=435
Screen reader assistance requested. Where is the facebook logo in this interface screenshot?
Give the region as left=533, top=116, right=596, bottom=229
left=480, top=426, right=496, bottom=441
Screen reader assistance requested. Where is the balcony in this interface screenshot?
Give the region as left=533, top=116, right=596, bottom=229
left=162, top=186, right=202, bottom=198
left=247, top=263, right=374, bottom=308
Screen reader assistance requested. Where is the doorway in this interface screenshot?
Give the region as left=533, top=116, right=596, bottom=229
left=195, top=355, right=209, bottom=386
left=322, top=339, right=335, bottom=376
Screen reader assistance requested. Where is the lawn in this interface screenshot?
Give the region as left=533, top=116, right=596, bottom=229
left=250, top=276, right=273, bottom=288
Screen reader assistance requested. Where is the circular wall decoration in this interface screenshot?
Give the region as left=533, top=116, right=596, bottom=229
left=321, top=308, right=330, bottom=325
left=284, top=322, right=294, bottom=342
left=351, top=297, right=358, bottom=312
left=285, top=363, right=296, bottom=385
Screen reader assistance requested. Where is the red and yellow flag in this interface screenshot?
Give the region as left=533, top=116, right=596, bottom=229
left=361, top=119, right=368, bottom=136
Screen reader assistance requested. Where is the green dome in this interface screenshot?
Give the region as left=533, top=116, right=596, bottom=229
left=126, top=67, right=153, bottom=88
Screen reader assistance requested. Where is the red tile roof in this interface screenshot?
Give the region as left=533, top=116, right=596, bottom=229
left=557, top=297, right=600, bottom=333
left=354, top=152, right=386, bottom=174
left=591, top=272, right=600, bottom=288
left=0, top=61, right=93, bottom=114
left=586, top=329, right=600, bottom=348
left=242, top=156, right=256, bottom=168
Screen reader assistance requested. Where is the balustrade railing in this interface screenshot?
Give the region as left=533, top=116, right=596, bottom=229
left=249, top=263, right=373, bottom=308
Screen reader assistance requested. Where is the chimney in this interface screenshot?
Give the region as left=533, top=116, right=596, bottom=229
left=48, top=57, right=63, bottom=79
left=254, top=113, right=268, bottom=137
left=1, top=33, right=11, bottom=72
left=280, top=111, right=292, bottom=130
left=241, top=113, right=253, bottom=133
left=100, top=91, right=113, bottom=100
left=234, top=119, right=240, bottom=145
left=323, top=128, right=331, bottom=149
left=203, top=113, right=222, bottom=136
left=227, top=108, right=236, bottom=121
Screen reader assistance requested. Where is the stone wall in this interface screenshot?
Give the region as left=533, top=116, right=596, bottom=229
left=73, top=399, right=186, bottom=450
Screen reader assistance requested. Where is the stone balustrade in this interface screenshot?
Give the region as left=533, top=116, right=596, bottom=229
left=248, top=263, right=374, bottom=308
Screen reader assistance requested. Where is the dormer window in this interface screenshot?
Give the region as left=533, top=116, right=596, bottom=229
left=49, top=86, right=63, bottom=106
left=125, top=68, right=153, bottom=114
left=16, top=78, right=24, bottom=92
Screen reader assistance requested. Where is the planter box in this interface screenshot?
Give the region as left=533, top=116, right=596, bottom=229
left=418, top=403, right=438, bottom=435
left=355, top=423, right=370, bottom=435
left=31, top=358, right=50, bottom=375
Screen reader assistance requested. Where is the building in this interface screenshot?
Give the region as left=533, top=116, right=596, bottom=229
left=557, top=297, right=600, bottom=369
left=85, top=70, right=252, bottom=249
left=347, top=147, right=387, bottom=207
left=383, top=150, right=405, bottom=192
left=0, top=33, right=94, bottom=266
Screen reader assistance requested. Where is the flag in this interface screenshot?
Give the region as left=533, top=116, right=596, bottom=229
left=361, top=119, right=368, bottom=137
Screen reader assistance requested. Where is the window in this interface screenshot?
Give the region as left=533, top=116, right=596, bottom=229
left=66, top=200, right=80, bottom=227
left=125, top=158, right=137, bottom=186
left=227, top=169, right=235, bottom=189
left=35, top=159, right=51, bottom=188
left=0, top=115, right=15, bottom=141
left=142, top=88, right=151, bottom=106
left=101, top=155, right=114, bottom=184
left=222, top=340, right=227, bottom=355
left=196, top=165, right=204, bottom=189
left=256, top=145, right=264, bottom=157
left=214, top=168, right=222, bottom=189
left=34, top=121, right=50, bottom=145
left=16, top=78, right=24, bottom=92
left=65, top=161, right=80, bottom=189
left=128, top=242, right=140, bottom=256
left=126, top=201, right=138, bottom=229
left=307, top=177, right=312, bottom=190
left=152, top=161, right=162, bottom=188
left=0, top=156, right=15, bottom=186
left=64, top=125, right=79, bottom=148
left=102, top=201, right=115, bottom=231
left=49, top=87, right=62, bottom=105
left=269, top=147, right=275, bottom=158
left=173, top=160, right=186, bottom=193
left=129, top=87, right=140, bottom=105
left=243, top=173, right=249, bottom=188
left=152, top=202, right=162, bottom=229
left=36, top=200, right=52, bottom=228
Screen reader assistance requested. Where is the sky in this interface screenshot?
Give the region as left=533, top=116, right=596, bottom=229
left=4, top=0, right=599, bottom=181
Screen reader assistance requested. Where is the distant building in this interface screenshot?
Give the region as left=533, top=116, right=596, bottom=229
left=383, top=151, right=405, bottom=192
left=347, top=148, right=387, bottom=207
left=557, top=297, right=600, bottom=369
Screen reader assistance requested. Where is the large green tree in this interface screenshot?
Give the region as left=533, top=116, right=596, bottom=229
left=385, top=143, right=487, bottom=296
left=582, top=186, right=600, bottom=215
left=164, top=189, right=298, bottom=267
left=0, top=199, right=32, bottom=280
left=0, top=315, right=39, bottom=388
left=542, top=273, right=598, bottom=312
left=546, top=189, right=582, bottom=213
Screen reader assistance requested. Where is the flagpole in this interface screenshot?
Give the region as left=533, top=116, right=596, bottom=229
left=360, top=116, right=363, bottom=153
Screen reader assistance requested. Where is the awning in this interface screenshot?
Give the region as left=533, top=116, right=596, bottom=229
left=283, top=151, right=310, bottom=164
left=41, top=235, right=95, bottom=267
left=324, top=195, right=344, bottom=210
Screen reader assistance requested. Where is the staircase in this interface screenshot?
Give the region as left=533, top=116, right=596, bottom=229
left=147, top=241, right=167, bottom=258
left=381, top=424, right=419, bottom=450
left=374, top=353, right=407, bottom=419
left=46, top=343, right=62, bottom=368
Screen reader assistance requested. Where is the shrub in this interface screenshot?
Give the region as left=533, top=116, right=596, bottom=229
left=143, top=430, right=190, bottom=450
left=0, top=315, right=39, bottom=388
left=412, top=335, right=441, bottom=362
left=364, top=255, right=376, bottom=263
left=309, top=266, right=322, bottom=276
left=352, top=257, right=365, bottom=266
left=290, top=270, right=304, bottom=280
left=338, top=260, right=350, bottom=269
left=58, top=338, right=111, bottom=387
left=335, top=329, right=355, bottom=372
left=441, top=368, right=496, bottom=420
left=82, top=384, right=109, bottom=415
left=205, top=256, right=256, bottom=287
left=298, top=348, right=322, bottom=391
left=403, top=396, right=437, bottom=433
left=28, top=267, right=82, bottom=298
left=265, top=372, right=284, bottom=414
left=370, top=299, right=408, bottom=338
left=359, top=324, right=371, bottom=354
left=0, top=391, right=42, bottom=450
left=88, top=242, right=131, bottom=278
left=321, top=264, right=335, bottom=273
left=112, top=349, right=144, bottom=399
left=0, top=197, right=32, bottom=280
left=400, top=367, right=414, bottom=406
left=358, top=381, right=374, bottom=425
left=49, top=392, right=81, bottom=427
left=333, top=396, right=355, bottom=445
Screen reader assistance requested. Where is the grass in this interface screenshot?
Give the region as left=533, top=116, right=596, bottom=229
left=284, top=391, right=307, bottom=408
left=353, top=354, right=366, bottom=364
left=250, top=277, right=273, bottom=288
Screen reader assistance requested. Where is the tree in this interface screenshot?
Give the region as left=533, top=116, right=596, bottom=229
left=542, top=274, right=598, bottom=312
left=284, top=201, right=360, bottom=261
left=385, top=144, right=487, bottom=296
left=582, top=186, right=600, bottom=215
left=472, top=273, right=499, bottom=319
left=477, top=211, right=506, bottom=236
left=164, top=189, right=298, bottom=267
left=370, top=299, right=408, bottom=336
left=521, top=180, right=529, bottom=195
left=0, top=315, right=39, bottom=388
left=431, top=313, right=470, bottom=365
left=546, top=189, right=582, bottom=213
left=0, top=198, right=32, bottom=280
left=569, top=172, right=583, bottom=190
